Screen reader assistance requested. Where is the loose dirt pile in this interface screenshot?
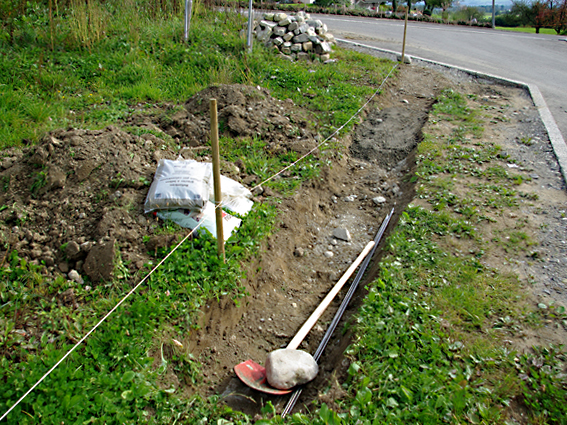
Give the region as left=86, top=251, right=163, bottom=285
left=1, top=64, right=566, bottom=418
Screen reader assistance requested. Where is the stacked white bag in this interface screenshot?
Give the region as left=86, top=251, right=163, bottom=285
left=144, top=158, right=254, bottom=241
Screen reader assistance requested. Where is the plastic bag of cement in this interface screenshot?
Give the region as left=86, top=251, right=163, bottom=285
left=144, top=159, right=211, bottom=213
left=209, top=171, right=254, bottom=217
left=157, top=201, right=241, bottom=241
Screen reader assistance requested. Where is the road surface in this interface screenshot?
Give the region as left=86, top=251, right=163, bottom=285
left=312, top=14, right=567, bottom=144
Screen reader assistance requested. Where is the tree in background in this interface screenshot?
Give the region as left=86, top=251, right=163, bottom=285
left=423, top=0, right=453, bottom=16
left=548, top=0, right=567, bottom=33
left=511, top=0, right=550, bottom=32
left=452, top=5, right=483, bottom=22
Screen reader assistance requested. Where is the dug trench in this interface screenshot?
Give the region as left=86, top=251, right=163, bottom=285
left=186, top=70, right=435, bottom=416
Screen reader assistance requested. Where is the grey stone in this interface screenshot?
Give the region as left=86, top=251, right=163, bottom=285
left=333, top=228, right=351, bottom=242
left=306, top=19, right=323, bottom=28
left=281, top=47, right=291, bottom=54
left=294, top=24, right=309, bottom=35
left=278, top=53, right=293, bottom=61
left=283, top=41, right=292, bottom=48
left=264, top=13, right=275, bottom=21
left=256, top=27, right=272, bottom=42
left=273, top=37, right=284, bottom=46
left=260, top=20, right=277, bottom=29
left=279, top=17, right=292, bottom=26
left=294, top=247, right=305, bottom=257
left=274, top=12, right=288, bottom=22
left=321, top=33, right=335, bottom=42
left=372, top=196, right=387, bottom=205
left=68, top=269, right=84, bottom=285
left=324, top=251, right=334, bottom=258
left=308, top=35, right=321, bottom=44
left=319, top=41, right=332, bottom=53
left=293, top=33, right=309, bottom=43
left=302, top=41, right=313, bottom=51
left=291, top=43, right=302, bottom=52
left=283, top=32, right=294, bottom=41
left=397, top=54, right=412, bottom=64
left=297, top=52, right=309, bottom=61
left=316, top=24, right=328, bottom=34
left=265, top=349, right=318, bottom=390
left=288, top=22, right=299, bottom=31
left=273, top=26, right=287, bottom=36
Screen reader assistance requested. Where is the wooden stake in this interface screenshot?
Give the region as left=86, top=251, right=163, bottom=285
left=210, top=99, right=225, bottom=262
left=401, top=6, right=409, bottom=64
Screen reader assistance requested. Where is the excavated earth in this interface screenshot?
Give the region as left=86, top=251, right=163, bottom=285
left=1, top=64, right=566, bottom=419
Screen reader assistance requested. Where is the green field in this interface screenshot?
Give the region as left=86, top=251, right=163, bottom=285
left=495, top=26, right=559, bottom=34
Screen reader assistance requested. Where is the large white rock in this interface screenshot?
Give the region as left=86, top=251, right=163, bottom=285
left=265, top=349, right=318, bottom=390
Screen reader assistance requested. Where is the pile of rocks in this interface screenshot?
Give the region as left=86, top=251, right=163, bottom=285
left=254, top=11, right=336, bottom=61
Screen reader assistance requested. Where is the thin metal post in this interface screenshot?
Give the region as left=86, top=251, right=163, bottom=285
left=246, top=0, right=254, bottom=52
left=491, top=0, right=496, bottom=29
left=210, top=99, right=225, bottom=262
left=184, top=0, right=193, bottom=42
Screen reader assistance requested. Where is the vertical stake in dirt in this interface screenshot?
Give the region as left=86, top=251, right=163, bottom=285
left=401, top=5, right=409, bottom=64
left=210, top=99, right=225, bottom=262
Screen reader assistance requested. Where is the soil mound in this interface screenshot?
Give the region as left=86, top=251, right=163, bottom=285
left=0, top=84, right=320, bottom=284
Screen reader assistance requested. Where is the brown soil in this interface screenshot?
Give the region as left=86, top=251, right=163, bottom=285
left=1, top=63, right=566, bottom=419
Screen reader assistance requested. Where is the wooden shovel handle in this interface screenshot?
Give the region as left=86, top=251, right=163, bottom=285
left=286, top=240, right=375, bottom=350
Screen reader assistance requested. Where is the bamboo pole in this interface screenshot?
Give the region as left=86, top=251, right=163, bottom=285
left=210, top=99, right=225, bottom=262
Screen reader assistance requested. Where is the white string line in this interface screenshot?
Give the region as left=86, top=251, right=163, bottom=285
left=251, top=62, right=399, bottom=192
left=0, top=62, right=398, bottom=422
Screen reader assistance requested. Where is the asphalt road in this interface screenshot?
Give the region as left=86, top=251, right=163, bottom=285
left=311, top=14, right=567, bottom=143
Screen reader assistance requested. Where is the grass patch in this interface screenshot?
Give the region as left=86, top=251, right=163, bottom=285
left=0, top=2, right=394, bottom=423
left=335, top=87, right=567, bottom=425
left=495, top=26, right=559, bottom=35
left=0, top=3, right=392, bottom=149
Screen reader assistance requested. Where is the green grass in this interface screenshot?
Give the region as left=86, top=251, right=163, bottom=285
left=334, top=89, right=567, bottom=425
left=0, top=2, right=394, bottom=423
left=0, top=203, right=276, bottom=423
left=495, top=26, right=559, bottom=34
left=0, top=3, right=392, bottom=149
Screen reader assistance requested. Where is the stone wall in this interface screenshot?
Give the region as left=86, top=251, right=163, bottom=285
left=254, top=11, right=336, bottom=62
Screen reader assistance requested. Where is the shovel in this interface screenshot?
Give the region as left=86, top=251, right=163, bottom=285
left=234, top=240, right=376, bottom=394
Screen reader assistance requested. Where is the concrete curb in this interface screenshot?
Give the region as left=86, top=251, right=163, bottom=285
left=337, top=38, right=567, bottom=187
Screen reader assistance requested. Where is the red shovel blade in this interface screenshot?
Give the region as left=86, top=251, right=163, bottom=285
left=234, top=359, right=293, bottom=395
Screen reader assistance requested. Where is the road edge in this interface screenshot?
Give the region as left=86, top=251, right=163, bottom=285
left=337, top=39, right=567, bottom=187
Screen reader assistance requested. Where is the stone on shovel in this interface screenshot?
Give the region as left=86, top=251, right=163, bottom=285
left=265, top=349, right=318, bottom=390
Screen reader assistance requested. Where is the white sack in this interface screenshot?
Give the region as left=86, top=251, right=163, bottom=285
left=144, top=159, right=211, bottom=213
left=156, top=201, right=241, bottom=241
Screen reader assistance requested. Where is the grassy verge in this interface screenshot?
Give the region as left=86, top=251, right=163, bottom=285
left=495, top=26, right=559, bottom=34
left=0, top=3, right=394, bottom=424
left=336, top=90, right=567, bottom=424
